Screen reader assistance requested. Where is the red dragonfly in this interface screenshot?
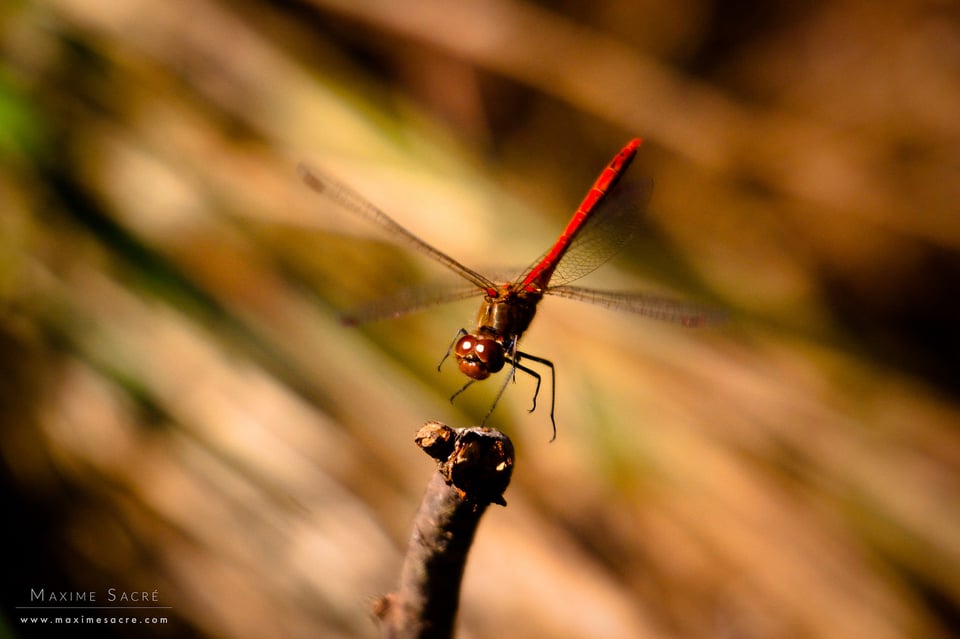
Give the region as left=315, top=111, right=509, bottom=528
left=299, top=139, right=714, bottom=439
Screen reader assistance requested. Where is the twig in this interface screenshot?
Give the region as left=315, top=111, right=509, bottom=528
left=374, top=422, right=514, bottom=639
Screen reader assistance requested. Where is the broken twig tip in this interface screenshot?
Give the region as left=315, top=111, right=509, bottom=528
left=416, top=421, right=514, bottom=507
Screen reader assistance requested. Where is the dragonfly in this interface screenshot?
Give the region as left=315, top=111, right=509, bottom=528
left=298, top=139, right=715, bottom=439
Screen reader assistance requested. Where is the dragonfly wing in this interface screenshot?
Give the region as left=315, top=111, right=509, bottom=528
left=545, top=284, right=723, bottom=327
left=298, top=163, right=498, bottom=292
left=342, top=282, right=482, bottom=325
left=540, top=176, right=652, bottom=287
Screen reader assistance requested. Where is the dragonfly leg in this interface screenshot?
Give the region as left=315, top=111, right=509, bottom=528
left=507, top=359, right=541, bottom=412
left=444, top=336, right=558, bottom=442
left=438, top=327, right=468, bottom=372
left=449, top=378, right=474, bottom=403
left=514, top=351, right=557, bottom=442
left=479, top=364, right=518, bottom=427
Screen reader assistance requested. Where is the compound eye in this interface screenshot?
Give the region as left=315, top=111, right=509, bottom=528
left=454, top=334, right=478, bottom=359
left=454, top=335, right=506, bottom=379
left=472, top=338, right=505, bottom=372
left=458, top=358, right=489, bottom=380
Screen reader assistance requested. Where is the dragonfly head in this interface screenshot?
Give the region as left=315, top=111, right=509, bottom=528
left=454, top=334, right=505, bottom=380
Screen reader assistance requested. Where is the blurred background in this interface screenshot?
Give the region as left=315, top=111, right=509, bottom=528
left=2, top=0, right=959, bottom=637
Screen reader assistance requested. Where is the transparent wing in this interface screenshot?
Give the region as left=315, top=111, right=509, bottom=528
left=545, top=284, right=723, bottom=327
left=341, top=282, right=482, bottom=326
left=298, top=163, right=497, bottom=292
left=533, top=177, right=652, bottom=287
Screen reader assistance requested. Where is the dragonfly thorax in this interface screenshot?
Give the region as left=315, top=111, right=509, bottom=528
left=477, top=285, right=541, bottom=340
left=454, top=286, right=542, bottom=380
